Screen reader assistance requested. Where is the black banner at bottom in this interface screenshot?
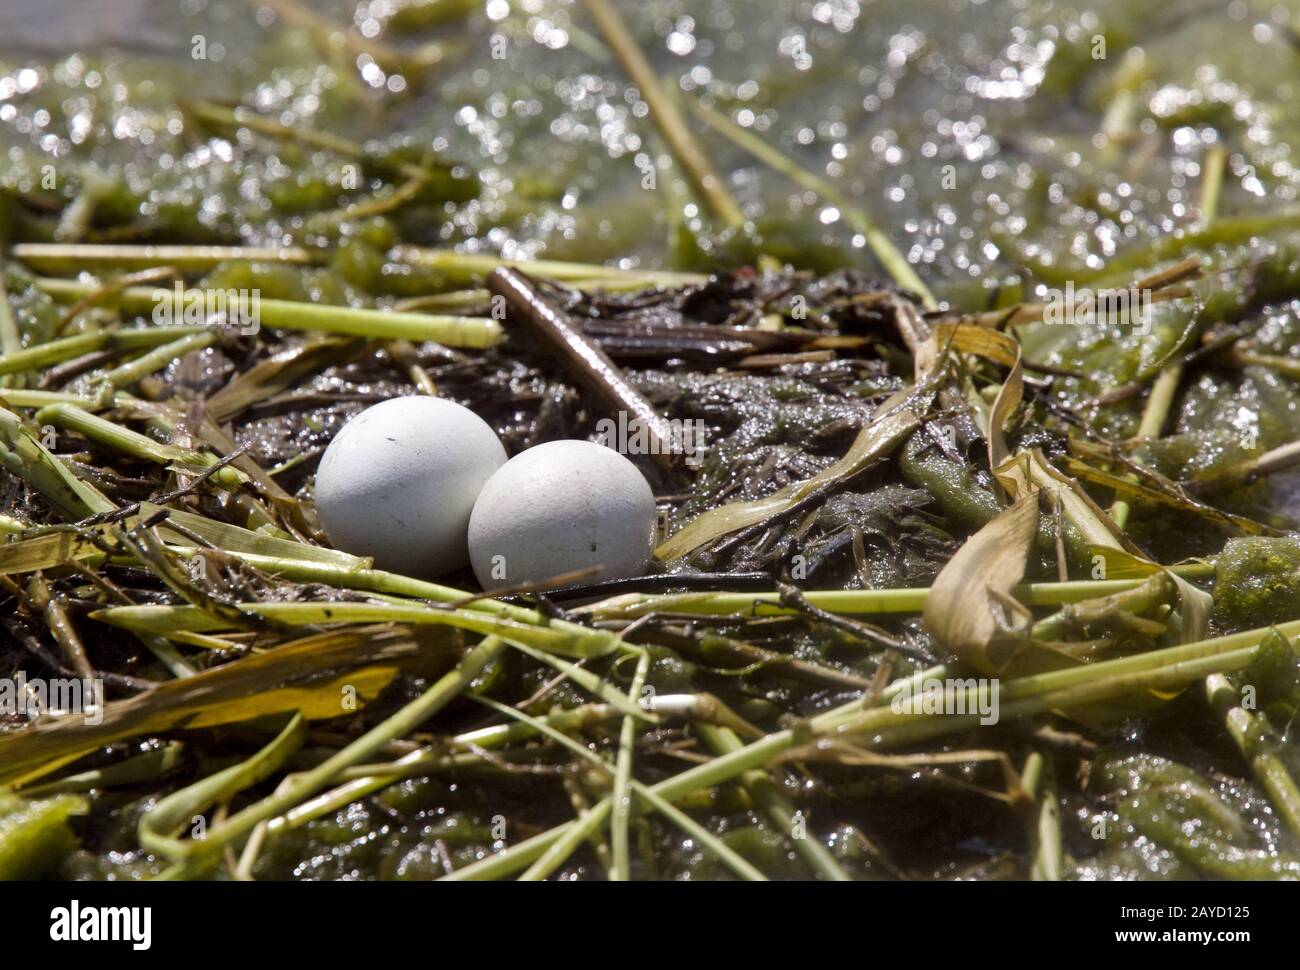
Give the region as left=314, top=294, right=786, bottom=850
left=0, top=878, right=1284, bottom=957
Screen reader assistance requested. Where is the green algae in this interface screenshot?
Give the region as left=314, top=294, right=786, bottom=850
left=1090, top=751, right=1300, bottom=880
left=0, top=792, right=86, bottom=879
left=1214, top=537, right=1300, bottom=632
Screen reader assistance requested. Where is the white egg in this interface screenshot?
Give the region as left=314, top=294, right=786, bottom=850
left=314, top=396, right=507, bottom=577
left=468, top=440, right=656, bottom=588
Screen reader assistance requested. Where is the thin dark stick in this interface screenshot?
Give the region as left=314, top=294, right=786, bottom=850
left=72, top=444, right=250, bottom=528
left=445, top=565, right=602, bottom=608
left=776, top=582, right=931, bottom=660
left=636, top=622, right=873, bottom=691
left=488, top=267, right=679, bottom=472
left=551, top=570, right=774, bottom=603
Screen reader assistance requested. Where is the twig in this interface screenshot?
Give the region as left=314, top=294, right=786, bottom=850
left=775, top=581, right=924, bottom=659
left=487, top=267, right=677, bottom=471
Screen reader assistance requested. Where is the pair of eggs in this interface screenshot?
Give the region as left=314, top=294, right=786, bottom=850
left=313, top=396, right=657, bottom=586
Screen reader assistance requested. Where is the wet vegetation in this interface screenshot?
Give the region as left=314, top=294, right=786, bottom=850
left=2, top=0, right=1300, bottom=880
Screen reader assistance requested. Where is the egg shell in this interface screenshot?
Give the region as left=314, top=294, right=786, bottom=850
left=314, top=396, right=507, bottom=577
left=468, top=439, right=656, bottom=588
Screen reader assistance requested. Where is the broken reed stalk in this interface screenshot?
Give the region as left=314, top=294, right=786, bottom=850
left=936, top=256, right=1202, bottom=332
left=151, top=636, right=508, bottom=876
left=11, top=243, right=325, bottom=271
left=392, top=271, right=696, bottom=314
left=391, top=245, right=706, bottom=288
left=140, top=714, right=307, bottom=864
left=1233, top=349, right=1300, bottom=379
left=34, top=404, right=245, bottom=490
left=582, top=0, right=746, bottom=230
left=29, top=278, right=502, bottom=348
left=444, top=617, right=1300, bottom=880
left=1021, top=752, right=1062, bottom=881
left=310, top=174, right=432, bottom=228
left=635, top=622, right=871, bottom=691
left=185, top=100, right=410, bottom=172
left=92, top=601, right=634, bottom=669
left=696, top=723, right=852, bottom=881
left=1197, top=146, right=1229, bottom=228
left=488, top=267, right=677, bottom=471
left=686, top=97, right=937, bottom=308
left=134, top=544, right=1216, bottom=626
left=1097, top=48, right=1146, bottom=161
left=0, top=327, right=209, bottom=378
left=99, top=331, right=219, bottom=390
left=0, top=271, right=21, bottom=380
left=610, top=651, right=649, bottom=881
left=56, top=267, right=178, bottom=335
left=160, top=548, right=630, bottom=656
left=270, top=705, right=622, bottom=833
left=580, top=564, right=1214, bottom=620
left=1232, top=439, right=1300, bottom=481
left=1193, top=437, right=1300, bottom=492
left=473, top=695, right=765, bottom=881
left=1109, top=360, right=1183, bottom=529
left=0, top=406, right=113, bottom=520
left=563, top=777, right=614, bottom=878
left=18, top=743, right=186, bottom=799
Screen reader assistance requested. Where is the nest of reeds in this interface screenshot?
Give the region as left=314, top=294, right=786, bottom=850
left=3, top=230, right=1300, bottom=881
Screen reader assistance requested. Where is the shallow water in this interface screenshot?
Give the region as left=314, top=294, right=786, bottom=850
left=2, top=0, right=1296, bottom=297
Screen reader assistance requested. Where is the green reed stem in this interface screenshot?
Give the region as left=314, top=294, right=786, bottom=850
left=12, top=242, right=324, bottom=271
left=610, top=651, right=649, bottom=880
left=33, top=279, right=502, bottom=348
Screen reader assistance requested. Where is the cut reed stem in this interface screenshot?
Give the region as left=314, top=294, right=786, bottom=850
left=31, top=279, right=502, bottom=348
left=12, top=243, right=324, bottom=271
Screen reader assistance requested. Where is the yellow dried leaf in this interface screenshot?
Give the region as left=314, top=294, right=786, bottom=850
left=655, top=390, right=927, bottom=561
left=0, top=624, right=458, bottom=787
left=923, top=492, right=1039, bottom=674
